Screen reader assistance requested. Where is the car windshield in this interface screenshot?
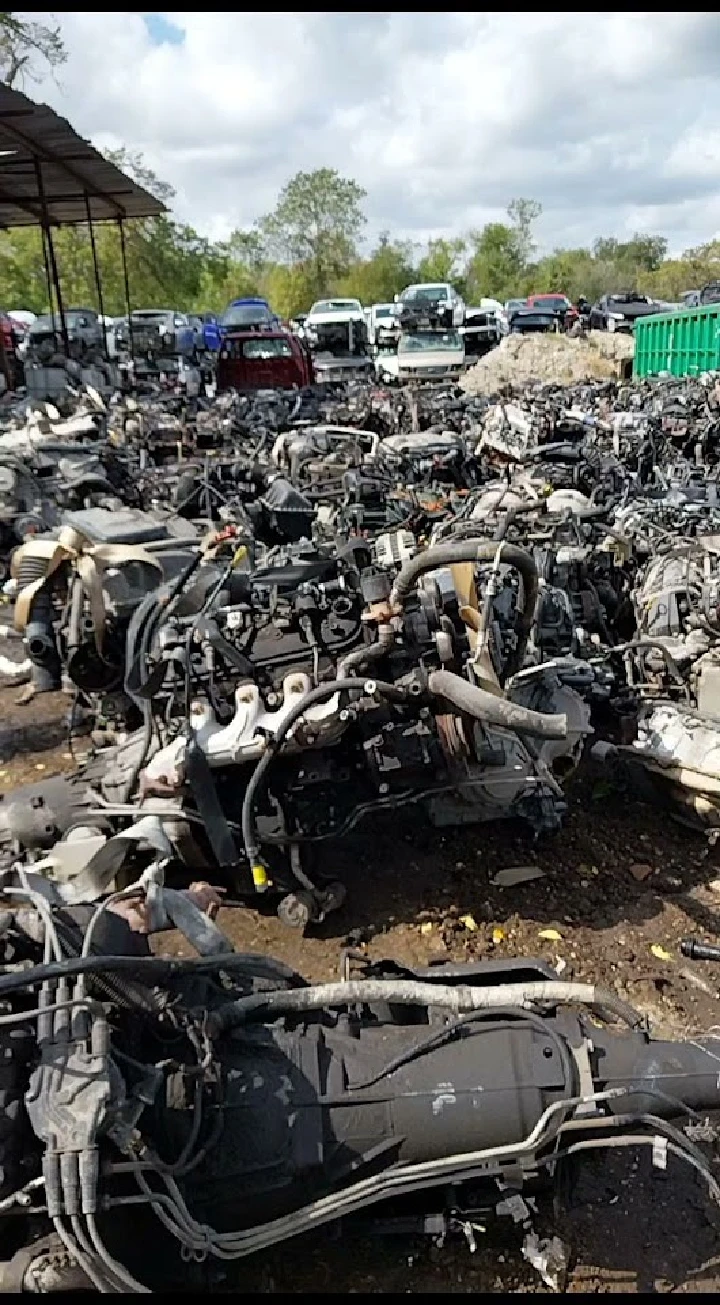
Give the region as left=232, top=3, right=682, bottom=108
left=506, top=300, right=526, bottom=311
left=530, top=296, right=569, bottom=309
left=404, top=286, right=448, bottom=303
left=221, top=303, right=274, bottom=327
left=241, top=337, right=293, bottom=360
left=375, top=306, right=394, bottom=318
left=310, top=300, right=360, bottom=314
left=399, top=331, right=462, bottom=353
left=607, top=294, right=651, bottom=308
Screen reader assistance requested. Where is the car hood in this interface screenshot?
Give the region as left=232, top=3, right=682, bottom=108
left=307, top=310, right=365, bottom=326
left=512, top=307, right=555, bottom=320
left=397, top=348, right=465, bottom=370
left=607, top=303, right=659, bottom=320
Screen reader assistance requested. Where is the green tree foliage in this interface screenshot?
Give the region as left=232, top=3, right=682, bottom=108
left=339, top=234, right=416, bottom=305
left=0, top=12, right=66, bottom=87
left=0, top=146, right=715, bottom=319
left=416, top=237, right=467, bottom=287
left=507, top=197, right=542, bottom=265
left=259, top=167, right=366, bottom=299
left=466, top=223, right=526, bottom=303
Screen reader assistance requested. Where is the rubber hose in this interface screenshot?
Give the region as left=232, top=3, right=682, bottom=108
left=14, top=554, right=50, bottom=587
left=428, top=668, right=567, bottom=740
left=338, top=624, right=395, bottom=677
left=389, top=540, right=538, bottom=677
left=204, top=977, right=643, bottom=1039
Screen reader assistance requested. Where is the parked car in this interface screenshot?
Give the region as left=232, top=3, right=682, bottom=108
left=526, top=293, right=579, bottom=331
left=394, top=283, right=465, bottom=331
left=460, top=306, right=501, bottom=357
left=376, top=329, right=465, bottom=383
left=7, top=310, right=35, bottom=356
left=218, top=298, right=279, bottom=336
left=588, top=293, right=662, bottom=332
left=27, top=307, right=103, bottom=359
left=114, top=309, right=198, bottom=358
left=367, top=302, right=400, bottom=350
left=681, top=290, right=700, bottom=308
left=216, top=326, right=313, bottom=392
left=304, top=298, right=366, bottom=347
left=508, top=302, right=560, bottom=334
left=302, top=298, right=372, bottom=380
left=698, top=282, right=720, bottom=307
left=6, top=310, right=36, bottom=329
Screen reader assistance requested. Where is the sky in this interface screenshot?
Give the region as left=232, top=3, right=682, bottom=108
left=18, top=11, right=720, bottom=256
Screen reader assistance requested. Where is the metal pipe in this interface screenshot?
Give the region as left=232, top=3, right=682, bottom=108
left=34, top=158, right=69, bottom=357
left=117, top=219, right=134, bottom=365
left=85, top=194, right=107, bottom=357
left=40, top=224, right=54, bottom=318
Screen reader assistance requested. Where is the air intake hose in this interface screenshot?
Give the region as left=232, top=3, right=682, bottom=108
left=428, top=668, right=567, bottom=740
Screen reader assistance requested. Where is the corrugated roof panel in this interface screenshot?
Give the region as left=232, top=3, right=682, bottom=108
left=0, top=85, right=166, bottom=226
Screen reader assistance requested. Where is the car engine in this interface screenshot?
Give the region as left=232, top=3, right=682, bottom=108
left=4, top=515, right=594, bottom=926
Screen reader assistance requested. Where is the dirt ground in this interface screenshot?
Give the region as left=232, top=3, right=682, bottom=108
left=3, top=685, right=720, bottom=1292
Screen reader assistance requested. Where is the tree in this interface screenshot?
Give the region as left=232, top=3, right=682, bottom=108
left=0, top=13, right=66, bottom=87
left=260, top=168, right=367, bottom=298
left=340, top=233, right=416, bottom=305
left=507, top=197, right=542, bottom=266
left=531, top=247, right=598, bottom=301
left=224, top=229, right=266, bottom=276
left=417, top=236, right=466, bottom=287
left=465, top=223, right=525, bottom=301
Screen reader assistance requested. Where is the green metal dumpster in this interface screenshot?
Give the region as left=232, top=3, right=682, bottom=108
left=633, top=303, right=720, bottom=378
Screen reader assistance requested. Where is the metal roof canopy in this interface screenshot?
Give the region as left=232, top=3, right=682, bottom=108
left=0, top=84, right=167, bottom=227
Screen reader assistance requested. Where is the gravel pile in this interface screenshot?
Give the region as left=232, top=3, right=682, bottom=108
left=461, top=330, right=635, bottom=395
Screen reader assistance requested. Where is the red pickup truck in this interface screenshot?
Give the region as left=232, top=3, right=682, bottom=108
left=216, top=326, right=313, bottom=392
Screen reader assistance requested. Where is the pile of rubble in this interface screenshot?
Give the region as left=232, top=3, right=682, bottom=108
left=1, top=368, right=720, bottom=1292
left=461, top=329, right=635, bottom=394
left=2, top=368, right=720, bottom=912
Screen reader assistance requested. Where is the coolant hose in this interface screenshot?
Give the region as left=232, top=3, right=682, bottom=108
left=205, top=977, right=643, bottom=1038
left=389, top=540, right=538, bottom=677
left=338, top=624, right=395, bottom=677
left=427, top=668, right=567, bottom=740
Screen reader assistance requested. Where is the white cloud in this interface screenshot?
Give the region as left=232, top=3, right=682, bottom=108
left=17, top=10, right=720, bottom=253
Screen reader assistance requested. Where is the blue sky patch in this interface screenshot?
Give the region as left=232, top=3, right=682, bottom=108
left=142, top=13, right=185, bottom=47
